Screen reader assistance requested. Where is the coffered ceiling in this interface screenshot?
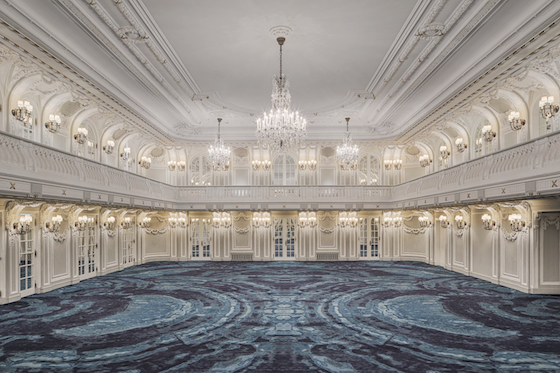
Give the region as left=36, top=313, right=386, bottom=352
left=1, top=0, right=559, bottom=144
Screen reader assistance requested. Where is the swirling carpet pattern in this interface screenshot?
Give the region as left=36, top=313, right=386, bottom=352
left=1, top=261, right=560, bottom=372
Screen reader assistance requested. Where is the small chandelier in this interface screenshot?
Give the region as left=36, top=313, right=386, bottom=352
left=508, top=111, right=525, bottom=131
left=208, top=118, right=231, bottom=171
left=256, top=32, right=307, bottom=152
left=481, top=214, right=495, bottom=230
left=482, top=123, right=496, bottom=142
left=139, top=156, right=151, bottom=169
left=439, top=215, right=449, bottom=228
left=298, top=211, right=317, bottom=228
left=103, top=140, right=115, bottom=154
left=45, top=114, right=61, bottom=133
left=419, top=154, right=432, bottom=167
left=336, top=118, right=359, bottom=171
left=383, top=217, right=392, bottom=228
left=168, top=161, right=176, bottom=171
left=455, top=138, right=467, bottom=153
left=439, top=145, right=450, bottom=159
left=14, top=215, right=33, bottom=235
left=74, top=127, right=88, bottom=144
left=46, top=215, right=63, bottom=233
left=12, top=100, right=33, bottom=122
left=508, top=213, right=525, bottom=232
left=539, top=96, right=559, bottom=130
left=393, top=216, right=402, bottom=228
left=253, top=211, right=271, bottom=229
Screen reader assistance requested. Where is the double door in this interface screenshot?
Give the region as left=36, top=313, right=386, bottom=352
left=191, top=219, right=211, bottom=259
left=359, top=217, right=380, bottom=259
left=274, top=218, right=296, bottom=259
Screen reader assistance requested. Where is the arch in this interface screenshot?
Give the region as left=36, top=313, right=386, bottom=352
left=190, top=154, right=211, bottom=186
left=273, top=153, right=297, bottom=185
left=358, top=153, right=380, bottom=185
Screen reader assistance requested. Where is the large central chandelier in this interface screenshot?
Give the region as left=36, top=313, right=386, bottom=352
left=208, top=118, right=231, bottom=171
left=256, top=28, right=307, bottom=152
left=336, top=117, right=359, bottom=170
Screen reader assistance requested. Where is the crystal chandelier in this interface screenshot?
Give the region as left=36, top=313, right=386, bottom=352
left=256, top=32, right=307, bottom=152
left=208, top=118, right=231, bottom=171
left=336, top=118, right=359, bottom=170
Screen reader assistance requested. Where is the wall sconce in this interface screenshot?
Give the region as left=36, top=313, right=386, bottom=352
left=455, top=215, right=466, bottom=229
left=46, top=215, right=63, bottom=233
left=104, top=216, right=116, bottom=230
left=298, top=160, right=317, bottom=171
left=439, top=145, right=450, bottom=159
left=252, top=159, right=271, bottom=171
left=393, top=216, right=402, bottom=228
left=482, top=124, right=496, bottom=142
left=45, top=114, right=61, bottom=133
left=338, top=211, right=358, bottom=229
left=212, top=212, right=231, bottom=229
left=252, top=211, right=271, bottom=229
left=139, top=217, right=151, bottom=229
left=298, top=211, right=317, bottom=228
left=139, top=156, right=151, bottom=170
left=12, top=100, right=33, bottom=122
left=74, top=127, right=88, bottom=144
left=103, top=140, right=115, bottom=155
left=169, top=217, right=178, bottom=228
left=121, top=217, right=132, bottom=229
left=168, top=160, right=176, bottom=171
left=418, top=216, right=431, bottom=228
left=178, top=217, right=187, bottom=228
left=191, top=218, right=209, bottom=225
left=121, top=147, right=131, bottom=163
left=508, top=214, right=525, bottom=232
left=455, top=138, right=467, bottom=153
left=419, top=155, right=432, bottom=167
left=177, top=161, right=186, bottom=172
left=539, top=96, right=559, bottom=130
left=439, top=215, right=449, bottom=228
left=508, top=111, right=526, bottom=131
left=75, top=216, right=95, bottom=231
left=384, top=159, right=403, bottom=170
left=383, top=217, right=392, bottom=228
left=14, top=215, right=33, bottom=235
left=481, top=214, right=495, bottom=230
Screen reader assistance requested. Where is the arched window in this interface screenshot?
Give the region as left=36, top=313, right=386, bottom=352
left=474, top=121, right=492, bottom=158
left=358, top=154, right=380, bottom=185
left=74, top=123, right=97, bottom=160
left=437, top=141, right=449, bottom=170
left=273, top=154, right=296, bottom=185
left=13, top=99, right=35, bottom=141
left=190, top=155, right=211, bottom=186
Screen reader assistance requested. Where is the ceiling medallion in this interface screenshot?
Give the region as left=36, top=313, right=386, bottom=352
left=208, top=118, right=231, bottom=171
left=336, top=118, right=359, bottom=171
left=416, top=23, right=445, bottom=40
left=256, top=26, right=307, bottom=152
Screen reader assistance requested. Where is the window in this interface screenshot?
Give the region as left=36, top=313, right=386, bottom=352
left=273, top=155, right=296, bottom=185
left=359, top=217, right=380, bottom=259
left=437, top=142, right=449, bottom=170
left=19, top=228, right=33, bottom=293
left=358, top=154, right=380, bottom=185
left=122, top=220, right=135, bottom=265
left=78, top=225, right=96, bottom=276
left=274, top=218, right=296, bottom=259
left=190, top=155, right=211, bottom=186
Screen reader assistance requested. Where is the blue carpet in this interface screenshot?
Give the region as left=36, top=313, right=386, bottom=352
left=1, top=261, right=560, bottom=372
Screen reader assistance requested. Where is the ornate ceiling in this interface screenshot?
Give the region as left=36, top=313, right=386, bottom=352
left=1, top=0, right=559, bottom=144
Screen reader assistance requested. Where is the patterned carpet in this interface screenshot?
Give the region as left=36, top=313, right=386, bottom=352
left=1, top=261, right=560, bottom=372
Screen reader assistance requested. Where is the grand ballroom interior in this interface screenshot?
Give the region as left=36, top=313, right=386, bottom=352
left=1, top=0, right=560, bottom=372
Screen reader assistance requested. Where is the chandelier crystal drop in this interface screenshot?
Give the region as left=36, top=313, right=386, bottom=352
left=256, top=35, right=307, bottom=152
left=208, top=118, right=231, bottom=171
left=336, top=118, right=359, bottom=171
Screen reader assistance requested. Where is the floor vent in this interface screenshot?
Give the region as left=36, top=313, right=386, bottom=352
left=317, top=253, right=339, bottom=261
left=231, top=253, right=253, bottom=261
